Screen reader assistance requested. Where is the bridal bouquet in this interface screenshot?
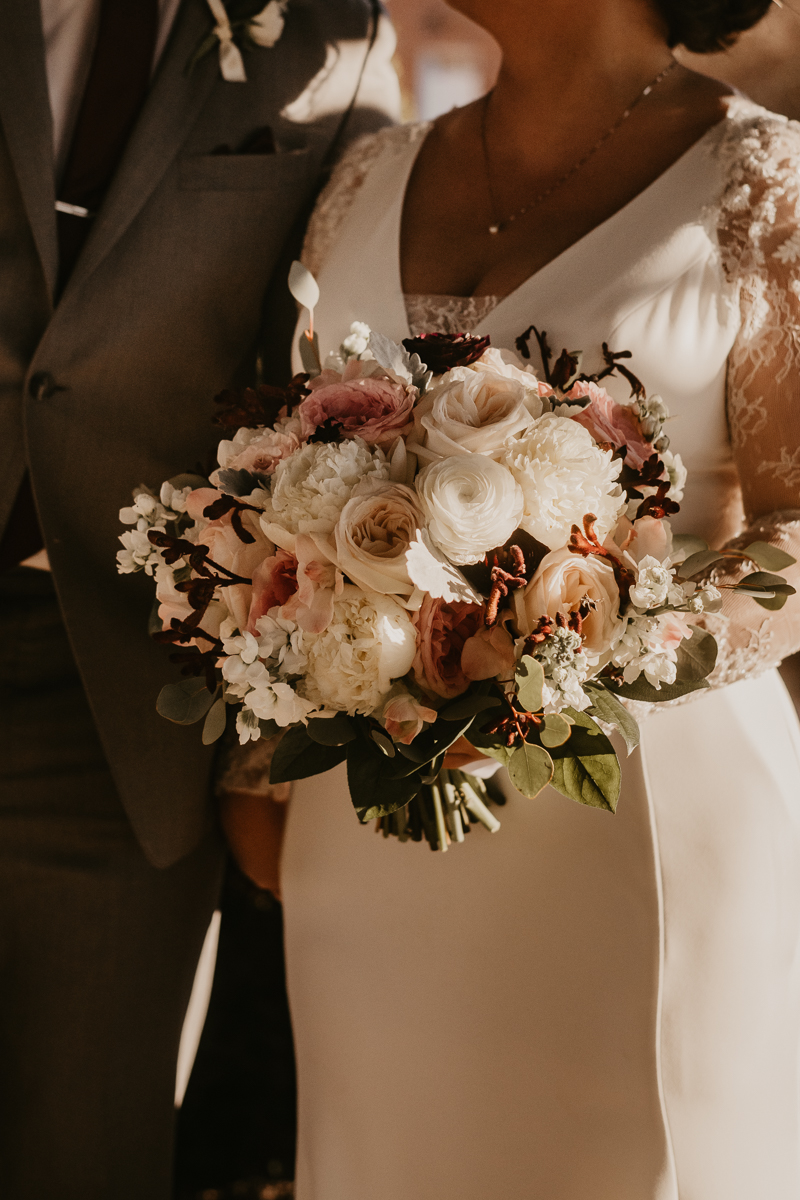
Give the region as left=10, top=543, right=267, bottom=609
left=117, top=264, right=795, bottom=850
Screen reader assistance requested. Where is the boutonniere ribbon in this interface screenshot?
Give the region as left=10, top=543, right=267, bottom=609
left=191, top=0, right=288, bottom=82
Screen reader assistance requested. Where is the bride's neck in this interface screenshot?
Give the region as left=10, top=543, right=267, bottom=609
left=468, top=1, right=675, bottom=151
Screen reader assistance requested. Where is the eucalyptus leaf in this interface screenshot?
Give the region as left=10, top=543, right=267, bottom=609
left=672, top=534, right=708, bottom=559
left=168, top=472, right=210, bottom=492
left=547, top=708, right=614, bottom=759
left=270, top=725, right=346, bottom=783
left=201, top=697, right=227, bottom=745
left=540, top=713, right=572, bottom=749
left=736, top=571, right=795, bottom=595
left=307, top=714, right=357, bottom=746
left=157, top=678, right=216, bottom=726
left=583, top=683, right=640, bottom=754
left=508, top=743, right=554, bottom=798
left=612, top=676, right=710, bottom=702
left=515, top=655, right=545, bottom=713
left=742, top=541, right=797, bottom=572
left=752, top=591, right=791, bottom=611
left=676, top=549, right=724, bottom=579
left=466, top=738, right=513, bottom=767
left=675, top=626, right=718, bottom=682
left=217, top=468, right=269, bottom=497
left=259, top=719, right=280, bottom=740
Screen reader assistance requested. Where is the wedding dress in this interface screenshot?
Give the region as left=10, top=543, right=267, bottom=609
left=281, top=98, right=800, bottom=1199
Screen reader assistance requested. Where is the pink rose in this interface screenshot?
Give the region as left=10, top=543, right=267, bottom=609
left=412, top=596, right=484, bottom=699
left=224, top=416, right=302, bottom=477
left=299, top=360, right=416, bottom=449
left=461, top=623, right=516, bottom=682
left=246, top=549, right=299, bottom=633
left=568, top=381, right=653, bottom=470
left=281, top=534, right=344, bottom=633
left=380, top=687, right=438, bottom=744
left=188, top=488, right=275, bottom=632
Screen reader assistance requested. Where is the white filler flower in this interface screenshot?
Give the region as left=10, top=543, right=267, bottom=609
left=271, top=438, right=389, bottom=535
left=301, top=586, right=416, bottom=715
left=504, top=414, right=624, bottom=550
left=416, top=453, right=524, bottom=565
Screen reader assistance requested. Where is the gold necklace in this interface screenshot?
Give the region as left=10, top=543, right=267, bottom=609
left=481, top=59, right=678, bottom=235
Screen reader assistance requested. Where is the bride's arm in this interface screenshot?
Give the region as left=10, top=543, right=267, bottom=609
left=696, top=122, right=800, bottom=684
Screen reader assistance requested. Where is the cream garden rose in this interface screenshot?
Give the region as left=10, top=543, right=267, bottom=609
left=411, top=348, right=543, bottom=462
left=333, top=481, right=423, bottom=603
left=504, top=414, right=624, bottom=550
left=517, top=546, right=624, bottom=659
left=416, top=453, right=524, bottom=565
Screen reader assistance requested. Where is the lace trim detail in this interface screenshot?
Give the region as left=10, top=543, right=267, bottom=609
left=302, top=122, right=431, bottom=279
left=404, top=293, right=501, bottom=335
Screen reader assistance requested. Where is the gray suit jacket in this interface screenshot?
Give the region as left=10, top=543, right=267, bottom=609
left=0, top=0, right=398, bottom=867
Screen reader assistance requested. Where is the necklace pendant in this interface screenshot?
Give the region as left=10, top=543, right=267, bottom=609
left=489, top=223, right=500, bottom=235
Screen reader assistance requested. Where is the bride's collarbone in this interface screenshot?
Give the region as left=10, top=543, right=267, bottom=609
left=400, top=89, right=731, bottom=299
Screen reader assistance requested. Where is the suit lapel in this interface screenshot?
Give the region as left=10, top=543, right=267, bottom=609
left=62, top=0, right=219, bottom=299
left=0, top=0, right=57, bottom=300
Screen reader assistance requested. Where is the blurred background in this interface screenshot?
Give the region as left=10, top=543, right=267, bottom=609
left=175, top=5, right=800, bottom=1198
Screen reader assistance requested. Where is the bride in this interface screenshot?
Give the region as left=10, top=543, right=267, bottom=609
left=246, top=0, right=800, bottom=1195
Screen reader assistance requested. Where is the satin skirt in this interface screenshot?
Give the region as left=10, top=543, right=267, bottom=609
left=282, top=671, right=800, bottom=1200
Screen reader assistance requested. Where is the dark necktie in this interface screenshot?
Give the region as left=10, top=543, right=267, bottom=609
left=0, top=0, right=159, bottom=573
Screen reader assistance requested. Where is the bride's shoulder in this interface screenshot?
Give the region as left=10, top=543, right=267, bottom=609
left=711, top=97, right=800, bottom=274
left=303, top=123, right=430, bottom=277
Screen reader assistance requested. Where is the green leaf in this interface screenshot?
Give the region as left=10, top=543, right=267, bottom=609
left=270, top=725, right=347, bottom=784
left=371, top=730, right=396, bottom=757
left=540, top=713, right=572, bottom=748
left=515, top=655, right=545, bottom=713
left=735, top=571, right=795, bottom=596
left=157, top=678, right=216, bottom=725
left=508, top=743, right=554, bottom=798
left=306, top=714, right=357, bottom=746
left=584, top=683, right=641, bottom=754
left=675, top=625, right=718, bottom=682
left=742, top=541, right=797, bottom=572
left=346, top=741, right=422, bottom=822
left=439, top=693, right=502, bottom=721
left=550, top=751, right=621, bottom=813
left=611, top=676, right=710, bottom=703
left=391, top=713, right=476, bottom=771
left=752, top=591, right=792, bottom=611
left=466, top=738, right=513, bottom=767
left=677, top=549, right=725, bottom=579
left=168, top=472, right=210, bottom=492
left=201, top=697, right=227, bottom=745
left=298, top=329, right=321, bottom=377
left=672, top=534, right=708, bottom=558
left=547, top=708, right=614, bottom=759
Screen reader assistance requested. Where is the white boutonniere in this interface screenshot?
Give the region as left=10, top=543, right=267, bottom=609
left=189, top=0, right=289, bottom=82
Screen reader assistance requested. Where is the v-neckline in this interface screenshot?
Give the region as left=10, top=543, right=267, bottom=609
left=394, top=103, right=737, bottom=337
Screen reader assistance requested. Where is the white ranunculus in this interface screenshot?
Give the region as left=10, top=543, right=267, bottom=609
left=334, top=481, right=423, bottom=602
left=301, top=586, right=417, bottom=716
left=416, top=454, right=524, bottom=565
left=271, top=438, right=389, bottom=535
left=412, top=349, right=543, bottom=462
left=629, top=555, right=673, bottom=611
left=503, top=414, right=624, bottom=550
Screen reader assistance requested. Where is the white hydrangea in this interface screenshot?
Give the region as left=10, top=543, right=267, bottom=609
left=533, top=626, right=592, bottom=712
left=503, top=414, right=624, bottom=550
left=116, top=487, right=191, bottom=575
left=271, top=438, right=389, bottom=535
left=301, top=585, right=416, bottom=715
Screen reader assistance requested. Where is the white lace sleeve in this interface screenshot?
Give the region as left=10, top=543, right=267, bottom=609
left=302, top=122, right=430, bottom=278
left=696, top=110, right=800, bottom=683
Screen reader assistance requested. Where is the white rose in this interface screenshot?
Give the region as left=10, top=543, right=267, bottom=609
left=334, top=481, right=423, bottom=602
left=301, top=586, right=416, bottom=716
left=517, top=545, right=624, bottom=659
left=412, top=348, right=543, bottom=462
left=503, top=413, right=624, bottom=550
left=271, top=438, right=389, bottom=535
left=416, top=454, right=524, bottom=565
left=629, top=555, right=673, bottom=610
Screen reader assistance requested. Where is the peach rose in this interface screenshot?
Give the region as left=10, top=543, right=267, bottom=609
left=568, top=380, right=653, bottom=469
left=334, top=482, right=423, bottom=602
left=299, top=360, right=416, bottom=449
left=246, top=549, right=298, bottom=633
left=412, top=596, right=484, bottom=699
left=517, top=546, right=623, bottom=658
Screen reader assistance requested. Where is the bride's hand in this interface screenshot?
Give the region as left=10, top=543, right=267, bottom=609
left=442, top=735, right=490, bottom=772
left=218, top=783, right=291, bottom=899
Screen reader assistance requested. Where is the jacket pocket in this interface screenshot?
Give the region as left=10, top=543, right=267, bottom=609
left=178, top=148, right=313, bottom=192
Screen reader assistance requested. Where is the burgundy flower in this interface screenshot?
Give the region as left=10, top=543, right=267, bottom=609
left=402, top=332, right=491, bottom=375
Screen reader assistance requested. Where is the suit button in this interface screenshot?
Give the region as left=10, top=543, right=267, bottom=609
left=28, top=371, right=65, bottom=400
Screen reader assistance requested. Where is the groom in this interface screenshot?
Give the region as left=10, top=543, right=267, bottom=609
left=0, top=1, right=398, bottom=1197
